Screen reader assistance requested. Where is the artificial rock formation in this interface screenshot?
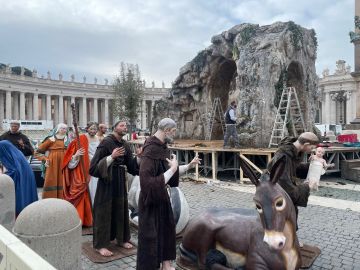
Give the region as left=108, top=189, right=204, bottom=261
left=153, top=21, right=319, bottom=147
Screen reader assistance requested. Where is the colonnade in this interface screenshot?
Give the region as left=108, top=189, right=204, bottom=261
left=0, top=90, right=111, bottom=127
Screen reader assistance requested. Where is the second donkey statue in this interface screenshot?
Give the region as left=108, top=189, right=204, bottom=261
left=179, top=156, right=301, bottom=270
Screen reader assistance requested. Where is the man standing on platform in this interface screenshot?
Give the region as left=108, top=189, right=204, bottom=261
left=89, top=120, right=139, bottom=257
left=267, top=132, right=319, bottom=234
left=62, top=122, right=100, bottom=227
left=96, top=123, right=107, bottom=142
left=0, top=120, right=34, bottom=157
left=137, top=118, right=200, bottom=270
left=223, top=101, right=240, bottom=149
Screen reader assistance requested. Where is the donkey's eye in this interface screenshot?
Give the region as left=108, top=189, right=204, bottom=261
left=255, top=204, right=263, bottom=213
left=275, top=198, right=285, bottom=211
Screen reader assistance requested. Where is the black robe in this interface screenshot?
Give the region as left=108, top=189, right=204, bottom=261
left=267, top=137, right=310, bottom=229
left=89, top=134, right=139, bottom=249
left=136, top=136, right=179, bottom=270
left=0, top=131, right=34, bottom=157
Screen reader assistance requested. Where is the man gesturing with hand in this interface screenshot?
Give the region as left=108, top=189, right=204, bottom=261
left=137, top=118, right=201, bottom=270
left=90, top=120, right=139, bottom=257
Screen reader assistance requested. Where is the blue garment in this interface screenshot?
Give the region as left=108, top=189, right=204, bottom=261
left=0, top=140, right=38, bottom=215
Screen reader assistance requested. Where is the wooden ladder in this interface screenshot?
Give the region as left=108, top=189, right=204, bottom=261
left=205, top=97, right=226, bottom=140
left=268, top=87, right=306, bottom=148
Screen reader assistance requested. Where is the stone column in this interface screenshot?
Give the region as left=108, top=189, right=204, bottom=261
left=350, top=1, right=360, bottom=124
left=104, top=99, right=109, bottom=125
left=6, top=91, right=11, bottom=120
left=147, top=100, right=153, bottom=129
left=98, top=100, right=103, bottom=123
left=26, top=94, right=33, bottom=120
left=0, top=92, right=4, bottom=128
left=330, top=98, right=337, bottom=124
left=67, top=97, right=75, bottom=126
left=141, top=99, right=146, bottom=130
left=81, top=97, right=87, bottom=127
left=322, top=92, right=330, bottom=124
left=41, top=96, right=46, bottom=120
left=19, top=92, right=25, bottom=120
left=13, top=93, right=19, bottom=120
left=87, top=100, right=92, bottom=122
left=93, top=98, right=98, bottom=123
left=346, top=92, right=352, bottom=124
left=46, top=95, right=52, bottom=121
left=58, top=95, right=64, bottom=124
left=353, top=90, right=358, bottom=120
left=54, top=97, right=59, bottom=125
left=353, top=0, right=360, bottom=73
left=33, top=93, right=38, bottom=120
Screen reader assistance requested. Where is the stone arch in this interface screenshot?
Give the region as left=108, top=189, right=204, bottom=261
left=206, top=57, right=237, bottom=139
left=286, top=61, right=308, bottom=125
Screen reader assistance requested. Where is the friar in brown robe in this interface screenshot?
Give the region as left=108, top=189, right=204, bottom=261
left=89, top=120, right=139, bottom=257
left=267, top=132, right=319, bottom=230
left=137, top=118, right=201, bottom=270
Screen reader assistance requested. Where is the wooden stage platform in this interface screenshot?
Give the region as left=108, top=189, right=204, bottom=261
left=129, top=139, right=360, bottom=183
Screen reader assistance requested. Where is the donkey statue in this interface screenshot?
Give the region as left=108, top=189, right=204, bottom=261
left=179, top=156, right=301, bottom=270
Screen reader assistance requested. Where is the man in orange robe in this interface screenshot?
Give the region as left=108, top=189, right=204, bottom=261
left=62, top=122, right=99, bottom=227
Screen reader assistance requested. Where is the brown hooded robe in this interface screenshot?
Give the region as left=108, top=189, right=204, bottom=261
left=136, top=136, right=179, bottom=270
left=89, top=134, right=139, bottom=249
left=267, top=137, right=310, bottom=229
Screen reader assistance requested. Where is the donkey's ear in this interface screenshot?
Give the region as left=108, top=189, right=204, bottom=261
left=239, top=157, right=260, bottom=186
left=269, top=155, right=286, bottom=184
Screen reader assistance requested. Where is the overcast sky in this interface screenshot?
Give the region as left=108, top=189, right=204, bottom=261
left=0, top=0, right=354, bottom=87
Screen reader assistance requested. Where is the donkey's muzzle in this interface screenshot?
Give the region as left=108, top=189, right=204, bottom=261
left=263, top=230, right=286, bottom=250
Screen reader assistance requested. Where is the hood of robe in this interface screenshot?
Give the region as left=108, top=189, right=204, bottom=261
left=141, top=136, right=170, bottom=160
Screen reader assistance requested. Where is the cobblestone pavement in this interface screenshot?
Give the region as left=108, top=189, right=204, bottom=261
left=81, top=176, right=360, bottom=270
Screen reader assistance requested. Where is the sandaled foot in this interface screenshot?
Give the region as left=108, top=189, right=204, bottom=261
left=96, top=248, right=113, bottom=257
left=121, top=242, right=133, bottom=249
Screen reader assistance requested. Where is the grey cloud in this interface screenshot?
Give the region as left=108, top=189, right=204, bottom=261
left=0, top=0, right=355, bottom=85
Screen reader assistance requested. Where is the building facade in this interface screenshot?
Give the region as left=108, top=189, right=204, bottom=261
left=318, top=60, right=358, bottom=125
left=0, top=65, right=169, bottom=130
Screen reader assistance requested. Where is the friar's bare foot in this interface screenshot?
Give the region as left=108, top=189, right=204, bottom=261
left=120, top=242, right=133, bottom=249
left=161, top=260, right=175, bottom=270
left=96, top=248, right=113, bottom=257
left=162, top=267, right=175, bottom=270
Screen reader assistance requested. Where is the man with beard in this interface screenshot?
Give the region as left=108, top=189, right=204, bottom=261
left=137, top=118, right=200, bottom=270
left=96, top=123, right=107, bottom=142
left=89, top=120, right=139, bottom=257
left=62, top=122, right=100, bottom=227
left=0, top=120, right=34, bottom=157
left=267, top=132, right=319, bottom=236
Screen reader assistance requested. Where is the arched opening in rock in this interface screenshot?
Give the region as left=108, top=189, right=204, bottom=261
left=206, top=57, right=237, bottom=139
left=286, top=61, right=308, bottom=131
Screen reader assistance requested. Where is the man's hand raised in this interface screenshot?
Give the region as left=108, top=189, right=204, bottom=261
left=166, top=154, right=178, bottom=173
